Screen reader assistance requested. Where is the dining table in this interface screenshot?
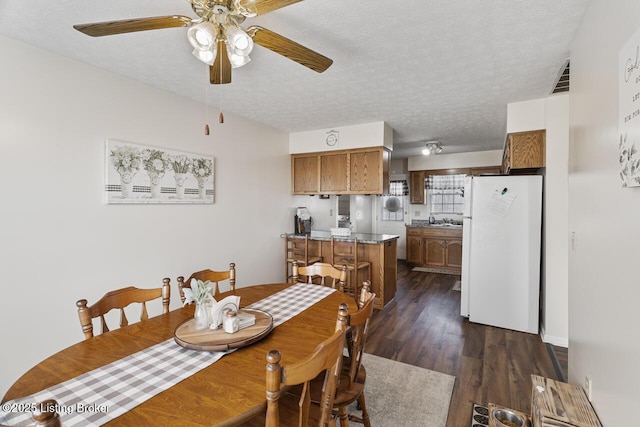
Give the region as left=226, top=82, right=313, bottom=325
left=1, top=282, right=356, bottom=426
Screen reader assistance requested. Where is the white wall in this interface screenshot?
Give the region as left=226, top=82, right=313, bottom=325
left=542, top=94, right=570, bottom=347
left=569, top=1, right=640, bottom=424
left=506, top=95, right=570, bottom=347
left=408, top=150, right=503, bottom=171
left=0, top=36, right=291, bottom=396
left=507, top=98, right=546, bottom=133
left=289, top=121, right=393, bottom=153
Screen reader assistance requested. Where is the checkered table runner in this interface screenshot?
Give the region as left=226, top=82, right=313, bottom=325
left=0, top=283, right=335, bottom=426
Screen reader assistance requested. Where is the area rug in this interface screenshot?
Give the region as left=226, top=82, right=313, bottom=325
left=452, top=280, right=461, bottom=291
left=353, top=353, right=455, bottom=427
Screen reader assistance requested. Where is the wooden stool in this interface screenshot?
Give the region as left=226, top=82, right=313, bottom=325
left=284, top=234, right=322, bottom=282
left=330, top=236, right=370, bottom=299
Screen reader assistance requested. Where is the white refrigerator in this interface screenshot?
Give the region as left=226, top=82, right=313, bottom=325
left=460, top=175, right=542, bottom=334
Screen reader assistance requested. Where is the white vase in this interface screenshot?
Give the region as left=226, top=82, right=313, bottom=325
left=174, top=173, right=187, bottom=199
left=120, top=172, right=134, bottom=199
left=148, top=171, right=162, bottom=198
left=193, top=302, right=210, bottom=330
left=197, top=176, right=208, bottom=199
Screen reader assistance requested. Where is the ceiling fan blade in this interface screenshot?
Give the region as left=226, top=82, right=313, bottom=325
left=251, top=0, right=303, bottom=16
left=210, top=40, right=232, bottom=84
left=73, top=16, right=192, bottom=37
left=247, top=26, right=332, bottom=73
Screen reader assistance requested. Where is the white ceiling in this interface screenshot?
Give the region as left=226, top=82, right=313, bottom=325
left=0, top=0, right=589, bottom=159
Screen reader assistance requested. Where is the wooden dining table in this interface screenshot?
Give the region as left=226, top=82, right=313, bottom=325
left=2, top=283, right=356, bottom=426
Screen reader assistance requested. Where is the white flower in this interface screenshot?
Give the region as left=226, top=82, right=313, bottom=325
left=153, top=159, right=164, bottom=171
left=183, top=279, right=213, bottom=306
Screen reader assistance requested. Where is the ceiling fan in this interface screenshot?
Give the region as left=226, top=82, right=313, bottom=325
left=73, top=0, right=333, bottom=84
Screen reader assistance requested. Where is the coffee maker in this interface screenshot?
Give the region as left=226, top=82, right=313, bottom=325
left=294, top=207, right=312, bottom=235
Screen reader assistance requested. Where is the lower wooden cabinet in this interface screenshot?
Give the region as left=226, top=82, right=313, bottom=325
left=407, top=235, right=422, bottom=264
left=406, top=226, right=463, bottom=274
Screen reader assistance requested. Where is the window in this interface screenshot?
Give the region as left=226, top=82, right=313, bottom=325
left=427, top=174, right=466, bottom=214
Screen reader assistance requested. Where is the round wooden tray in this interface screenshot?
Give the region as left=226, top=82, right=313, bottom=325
left=174, top=308, right=274, bottom=351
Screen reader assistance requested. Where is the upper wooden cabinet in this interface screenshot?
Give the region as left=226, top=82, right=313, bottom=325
left=320, top=153, right=348, bottom=192
left=409, top=171, right=426, bottom=204
left=291, top=147, right=390, bottom=195
left=502, top=129, right=546, bottom=174
left=292, top=154, right=320, bottom=194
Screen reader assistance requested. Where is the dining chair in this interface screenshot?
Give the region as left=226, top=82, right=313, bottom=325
left=330, top=237, right=371, bottom=299
left=285, top=234, right=322, bottom=282
left=240, top=305, right=348, bottom=427
left=176, top=262, right=236, bottom=303
left=0, top=399, right=61, bottom=427
left=332, top=281, right=375, bottom=427
left=76, top=279, right=170, bottom=340
left=291, top=260, right=347, bottom=291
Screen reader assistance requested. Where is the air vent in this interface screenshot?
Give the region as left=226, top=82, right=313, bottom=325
left=551, top=60, right=570, bottom=94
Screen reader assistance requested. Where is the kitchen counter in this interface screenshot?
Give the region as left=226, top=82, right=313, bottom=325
left=406, top=225, right=463, bottom=274
left=286, top=231, right=399, bottom=244
left=283, top=231, right=398, bottom=309
left=408, top=220, right=463, bottom=229
left=406, top=224, right=463, bottom=229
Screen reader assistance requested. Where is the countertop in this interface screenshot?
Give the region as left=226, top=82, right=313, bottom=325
left=285, top=231, right=399, bottom=244
left=407, top=219, right=463, bottom=229
left=406, top=224, right=463, bottom=229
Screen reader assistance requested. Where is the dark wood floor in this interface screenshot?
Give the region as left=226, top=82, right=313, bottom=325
left=365, top=262, right=565, bottom=426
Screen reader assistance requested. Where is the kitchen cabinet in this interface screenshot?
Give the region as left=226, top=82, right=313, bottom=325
left=292, top=154, right=319, bottom=194
left=320, top=153, right=348, bottom=192
left=469, top=166, right=502, bottom=176
left=406, top=226, right=463, bottom=274
left=406, top=233, right=422, bottom=264
left=291, top=146, right=390, bottom=195
left=502, top=129, right=546, bottom=174
left=409, top=171, right=426, bottom=204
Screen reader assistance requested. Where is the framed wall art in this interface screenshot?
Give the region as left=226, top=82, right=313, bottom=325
left=619, top=26, right=640, bottom=187
left=105, top=140, right=215, bottom=204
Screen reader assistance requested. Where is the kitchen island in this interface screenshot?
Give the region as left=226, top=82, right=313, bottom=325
left=285, top=231, right=399, bottom=309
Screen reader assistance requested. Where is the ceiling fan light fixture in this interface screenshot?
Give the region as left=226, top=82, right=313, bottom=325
left=229, top=52, right=251, bottom=68
left=192, top=47, right=217, bottom=66
left=187, top=22, right=217, bottom=51
left=225, top=25, right=254, bottom=57
left=422, top=141, right=443, bottom=156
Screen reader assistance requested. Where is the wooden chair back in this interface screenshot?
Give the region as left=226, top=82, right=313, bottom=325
left=330, top=237, right=370, bottom=297
left=177, top=262, right=236, bottom=303
left=292, top=261, right=347, bottom=291
left=346, top=280, right=376, bottom=388
left=76, top=279, right=170, bottom=340
left=265, top=306, right=348, bottom=427
left=329, top=281, right=375, bottom=427
left=285, top=235, right=322, bottom=282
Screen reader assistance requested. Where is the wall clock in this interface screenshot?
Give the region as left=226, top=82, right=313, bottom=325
left=325, top=130, right=339, bottom=147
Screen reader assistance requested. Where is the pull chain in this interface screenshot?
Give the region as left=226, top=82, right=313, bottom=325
left=204, top=67, right=210, bottom=135
left=218, top=62, right=224, bottom=123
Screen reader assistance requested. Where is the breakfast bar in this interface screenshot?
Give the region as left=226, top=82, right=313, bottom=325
left=285, top=231, right=399, bottom=309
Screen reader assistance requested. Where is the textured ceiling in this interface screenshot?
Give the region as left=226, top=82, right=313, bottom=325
left=0, top=0, right=589, bottom=158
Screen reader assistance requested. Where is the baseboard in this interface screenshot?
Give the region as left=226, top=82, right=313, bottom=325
left=540, top=327, right=569, bottom=348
